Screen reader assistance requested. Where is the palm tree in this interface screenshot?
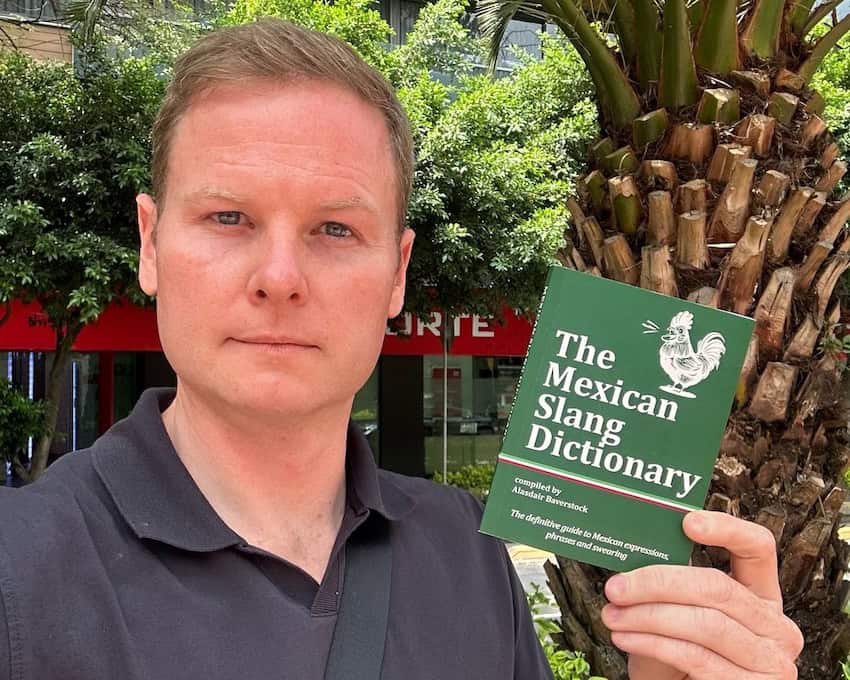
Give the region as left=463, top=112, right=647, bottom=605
left=479, top=1, right=850, bottom=678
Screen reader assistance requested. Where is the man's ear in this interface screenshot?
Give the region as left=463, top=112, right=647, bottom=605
left=388, top=228, right=415, bottom=319
left=137, top=194, right=159, bottom=296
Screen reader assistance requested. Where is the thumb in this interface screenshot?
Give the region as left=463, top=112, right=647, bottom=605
left=628, top=653, right=688, bottom=680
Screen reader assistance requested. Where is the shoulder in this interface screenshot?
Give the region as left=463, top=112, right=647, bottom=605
left=0, top=447, right=113, bottom=565
left=0, top=449, right=114, bottom=661
left=378, top=469, right=486, bottom=525
left=376, top=471, right=543, bottom=664
left=377, top=470, right=512, bottom=572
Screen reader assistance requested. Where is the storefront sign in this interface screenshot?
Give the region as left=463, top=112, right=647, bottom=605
left=383, top=310, right=533, bottom=356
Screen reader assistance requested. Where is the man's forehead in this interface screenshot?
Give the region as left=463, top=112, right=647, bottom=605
left=172, top=81, right=391, bottom=162
left=180, top=78, right=387, bottom=133
left=161, top=78, right=400, bottom=220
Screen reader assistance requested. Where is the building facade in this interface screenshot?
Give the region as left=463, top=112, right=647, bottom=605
left=0, top=0, right=72, bottom=62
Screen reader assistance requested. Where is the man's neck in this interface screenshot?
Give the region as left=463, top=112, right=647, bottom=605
left=161, top=385, right=350, bottom=582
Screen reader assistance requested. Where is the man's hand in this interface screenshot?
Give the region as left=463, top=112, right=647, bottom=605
left=601, top=510, right=804, bottom=679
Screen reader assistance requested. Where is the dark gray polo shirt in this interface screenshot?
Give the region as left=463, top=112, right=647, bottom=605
left=0, top=388, right=553, bottom=680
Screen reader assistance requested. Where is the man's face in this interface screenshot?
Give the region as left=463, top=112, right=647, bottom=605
left=137, top=79, right=414, bottom=422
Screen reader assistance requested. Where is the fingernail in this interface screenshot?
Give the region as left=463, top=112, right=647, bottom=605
left=606, top=574, right=626, bottom=598
left=686, top=512, right=707, bottom=532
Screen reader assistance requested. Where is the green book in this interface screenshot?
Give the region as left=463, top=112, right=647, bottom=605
left=479, top=266, right=754, bottom=571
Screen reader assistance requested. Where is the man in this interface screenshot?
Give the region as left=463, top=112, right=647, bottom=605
left=0, top=19, right=802, bottom=680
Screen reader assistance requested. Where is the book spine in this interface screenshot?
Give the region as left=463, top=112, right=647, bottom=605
left=499, top=266, right=556, bottom=455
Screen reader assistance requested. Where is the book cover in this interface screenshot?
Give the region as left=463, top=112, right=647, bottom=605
left=479, top=265, right=755, bottom=571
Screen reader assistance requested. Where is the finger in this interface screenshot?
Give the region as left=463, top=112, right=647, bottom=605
left=602, top=602, right=780, bottom=673
left=611, top=631, right=782, bottom=680
left=604, top=565, right=786, bottom=642
left=684, top=510, right=782, bottom=603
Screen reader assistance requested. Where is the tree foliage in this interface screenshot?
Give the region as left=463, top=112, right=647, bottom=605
left=811, top=28, right=850, bottom=300
left=0, top=381, right=46, bottom=481
left=0, top=49, right=163, bottom=477
left=812, top=31, right=850, bottom=178
left=383, top=0, right=486, bottom=88
left=401, top=22, right=597, bottom=320
left=216, top=0, right=392, bottom=70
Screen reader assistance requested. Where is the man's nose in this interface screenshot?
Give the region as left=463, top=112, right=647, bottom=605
left=245, top=229, right=309, bottom=305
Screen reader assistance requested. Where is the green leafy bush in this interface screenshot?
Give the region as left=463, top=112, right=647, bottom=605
left=810, top=27, right=850, bottom=302
left=819, top=322, right=850, bottom=373
left=433, top=462, right=495, bottom=501
left=0, top=381, right=47, bottom=478
left=811, top=30, right=850, bottom=174
left=526, top=584, right=607, bottom=680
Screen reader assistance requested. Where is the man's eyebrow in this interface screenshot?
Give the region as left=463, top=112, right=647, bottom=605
left=183, top=188, right=248, bottom=204
left=319, top=196, right=377, bottom=213
left=183, top=189, right=379, bottom=214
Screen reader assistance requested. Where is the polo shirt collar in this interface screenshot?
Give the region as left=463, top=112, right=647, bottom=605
left=92, top=388, right=415, bottom=553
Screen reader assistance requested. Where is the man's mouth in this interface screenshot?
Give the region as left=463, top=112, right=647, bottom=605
left=232, top=336, right=319, bottom=350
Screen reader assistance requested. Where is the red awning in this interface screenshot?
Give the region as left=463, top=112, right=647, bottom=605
left=0, top=300, right=162, bottom=352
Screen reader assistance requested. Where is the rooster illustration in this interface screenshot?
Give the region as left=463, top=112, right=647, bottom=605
left=655, top=311, right=726, bottom=399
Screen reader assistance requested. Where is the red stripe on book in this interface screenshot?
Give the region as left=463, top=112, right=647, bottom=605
left=501, top=457, right=689, bottom=514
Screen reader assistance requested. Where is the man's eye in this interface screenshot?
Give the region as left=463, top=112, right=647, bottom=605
left=212, top=212, right=246, bottom=226
left=322, top=222, right=353, bottom=238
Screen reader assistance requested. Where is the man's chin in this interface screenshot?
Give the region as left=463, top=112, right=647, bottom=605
left=210, top=382, right=344, bottom=421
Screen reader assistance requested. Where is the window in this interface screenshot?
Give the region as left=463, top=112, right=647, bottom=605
left=423, top=355, right=522, bottom=475
left=378, top=0, right=424, bottom=46
left=351, top=364, right=380, bottom=459
left=464, top=12, right=545, bottom=75
left=66, top=352, right=99, bottom=451
left=0, top=0, right=60, bottom=21
left=378, top=0, right=544, bottom=73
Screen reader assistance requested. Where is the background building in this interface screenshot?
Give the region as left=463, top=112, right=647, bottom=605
left=0, top=0, right=72, bottom=62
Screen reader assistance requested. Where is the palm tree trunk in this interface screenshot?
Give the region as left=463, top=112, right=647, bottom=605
left=480, top=0, right=850, bottom=674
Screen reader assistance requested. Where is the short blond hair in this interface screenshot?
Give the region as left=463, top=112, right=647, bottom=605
left=151, top=18, right=413, bottom=230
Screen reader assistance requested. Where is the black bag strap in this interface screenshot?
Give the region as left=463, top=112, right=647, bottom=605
left=323, top=519, right=393, bottom=680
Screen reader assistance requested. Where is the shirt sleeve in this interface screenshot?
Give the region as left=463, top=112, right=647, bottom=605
left=505, top=547, right=555, bottom=680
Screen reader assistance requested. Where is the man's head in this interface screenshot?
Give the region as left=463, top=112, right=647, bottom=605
left=137, top=19, right=416, bottom=424
left=151, top=18, right=414, bottom=230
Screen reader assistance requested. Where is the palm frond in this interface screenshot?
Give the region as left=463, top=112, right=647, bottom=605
left=477, top=0, right=551, bottom=73
left=801, top=0, right=842, bottom=38
left=788, top=0, right=818, bottom=35
left=735, top=0, right=754, bottom=24
left=609, top=0, right=639, bottom=69
left=659, top=0, right=698, bottom=108
left=740, top=0, right=784, bottom=59
left=478, top=0, right=642, bottom=129
left=634, top=0, right=662, bottom=85
left=62, top=0, right=111, bottom=44
left=798, top=13, right=850, bottom=82
left=693, top=0, right=740, bottom=74
left=686, top=0, right=705, bottom=33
